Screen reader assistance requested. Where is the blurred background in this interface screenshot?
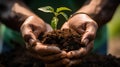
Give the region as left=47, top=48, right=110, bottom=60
left=107, top=5, right=120, bottom=57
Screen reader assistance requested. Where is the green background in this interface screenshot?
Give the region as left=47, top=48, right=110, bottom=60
left=107, top=5, right=120, bottom=38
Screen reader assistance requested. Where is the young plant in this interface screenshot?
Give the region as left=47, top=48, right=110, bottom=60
left=38, top=6, right=71, bottom=30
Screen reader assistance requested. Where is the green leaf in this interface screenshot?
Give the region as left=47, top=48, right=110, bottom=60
left=38, top=6, right=54, bottom=13
left=56, top=7, right=72, bottom=13
left=59, top=12, right=68, bottom=20
left=51, top=17, right=59, bottom=30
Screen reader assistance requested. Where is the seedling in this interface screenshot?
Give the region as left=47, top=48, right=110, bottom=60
left=38, top=6, right=71, bottom=30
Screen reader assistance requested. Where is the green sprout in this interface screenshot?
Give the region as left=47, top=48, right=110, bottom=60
left=38, top=6, right=71, bottom=30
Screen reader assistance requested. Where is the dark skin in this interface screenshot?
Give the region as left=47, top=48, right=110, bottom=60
left=0, top=0, right=119, bottom=66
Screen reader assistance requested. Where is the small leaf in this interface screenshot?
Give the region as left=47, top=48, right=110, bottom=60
left=56, top=7, right=72, bottom=13
left=51, top=17, right=59, bottom=30
left=38, top=6, right=54, bottom=13
left=59, top=12, right=68, bottom=20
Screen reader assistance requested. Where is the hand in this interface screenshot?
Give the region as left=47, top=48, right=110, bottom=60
left=21, top=16, right=52, bottom=44
left=61, top=13, right=98, bottom=66
left=21, top=16, right=66, bottom=63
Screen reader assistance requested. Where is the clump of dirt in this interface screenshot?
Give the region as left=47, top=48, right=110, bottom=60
left=39, top=29, right=84, bottom=51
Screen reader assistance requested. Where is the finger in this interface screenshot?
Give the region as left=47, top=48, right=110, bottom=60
left=26, top=17, right=44, bottom=38
left=67, top=41, right=93, bottom=58
left=34, top=42, right=61, bottom=55
left=21, top=25, right=37, bottom=46
left=67, top=48, right=86, bottom=59
left=61, top=22, right=70, bottom=30
left=20, top=16, right=38, bottom=42
left=81, top=22, right=98, bottom=45
left=66, top=59, right=82, bottom=67
left=29, top=52, right=68, bottom=64
left=45, top=58, right=70, bottom=67
left=45, top=23, right=53, bottom=32
left=32, top=25, right=42, bottom=38
left=40, top=51, right=67, bottom=63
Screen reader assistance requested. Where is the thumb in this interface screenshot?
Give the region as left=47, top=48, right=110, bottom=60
left=81, top=22, right=98, bottom=46
left=61, top=22, right=69, bottom=30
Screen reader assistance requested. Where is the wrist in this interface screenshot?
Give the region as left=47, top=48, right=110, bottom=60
left=69, top=12, right=91, bottom=19
left=69, top=12, right=98, bottom=29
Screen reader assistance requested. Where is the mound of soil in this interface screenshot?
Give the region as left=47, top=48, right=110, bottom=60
left=39, top=29, right=84, bottom=51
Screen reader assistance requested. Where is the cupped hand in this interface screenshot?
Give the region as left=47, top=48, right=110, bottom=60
left=20, top=16, right=67, bottom=63
left=21, top=16, right=52, bottom=45
left=61, top=13, right=98, bottom=66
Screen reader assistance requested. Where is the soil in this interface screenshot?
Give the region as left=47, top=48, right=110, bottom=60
left=39, top=29, right=84, bottom=51
left=0, top=47, right=120, bottom=67
left=0, top=29, right=120, bottom=67
left=0, top=47, right=45, bottom=67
